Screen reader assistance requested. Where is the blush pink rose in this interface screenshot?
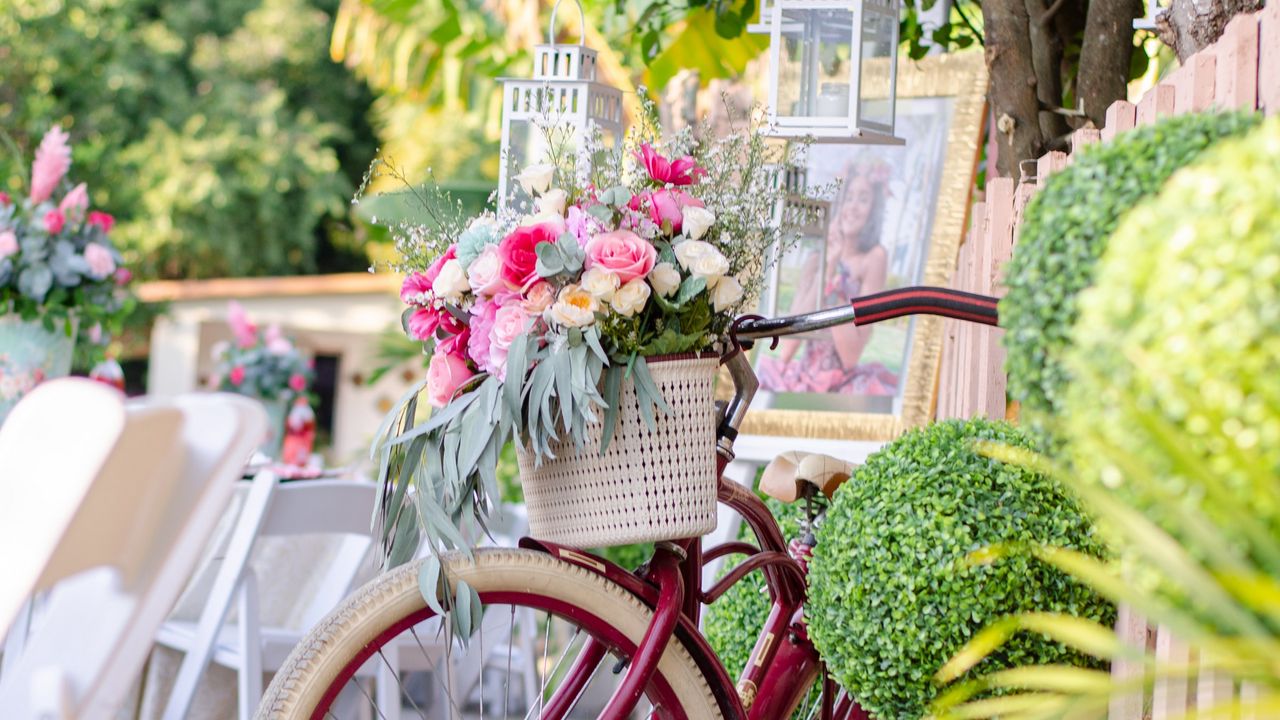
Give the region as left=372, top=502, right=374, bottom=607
left=466, top=244, right=506, bottom=296
left=83, top=242, right=116, bottom=278
left=0, top=230, right=17, bottom=260
left=288, top=373, right=308, bottom=393
left=489, top=305, right=530, bottom=354
left=87, top=210, right=115, bottom=234
left=584, top=229, right=657, bottom=284
left=646, top=189, right=703, bottom=234
left=44, top=209, right=66, bottom=235
left=229, top=365, right=246, bottom=387
left=467, top=297, right=500, bottom=371
left=425, top=351, right=475, bottom=408
left=522, top=280, right=555, bottom=313
left=498, top=219, right=565, bottom=291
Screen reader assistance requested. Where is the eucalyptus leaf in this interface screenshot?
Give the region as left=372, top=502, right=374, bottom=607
left=385, top=391, right=477, bottom=448
left=419, top=554, right=446, bottom=616
left=675, top=275, right=707, bottom=306
left=600, top=366, right=623, bottom=453
left=587, top=204, right=613, bottom=224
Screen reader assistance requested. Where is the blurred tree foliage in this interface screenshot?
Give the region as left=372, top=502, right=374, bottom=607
left=0, top=0, right=377, bottom=279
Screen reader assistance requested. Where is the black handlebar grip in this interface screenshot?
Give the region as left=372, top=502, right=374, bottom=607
left=851, top=287, right=1000, bottom=327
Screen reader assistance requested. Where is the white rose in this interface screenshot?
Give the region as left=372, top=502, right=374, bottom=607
left=675, top=240, right=729, bottom=287
left=611, top=279, right=651, bottom=317
left=519, top=211, right=564, bottom=227
left=515, top=163, right=556, bottom=196
left=681, top=206, right=716, bottom=240
left=580, top=267, right=620, bottom=301
left=710, top=275, right=744, bottom=311
left=536, top=188, right=568, bottom=216
left=648, top=262, right=681, bottom=298
left=549, top=285, right=598, bottom=328
left=432, top=258, right=470, bottom=301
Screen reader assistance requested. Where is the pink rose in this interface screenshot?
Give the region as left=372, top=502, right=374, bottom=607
left=0, top=191, right=10, bottom=206
left=44, top=209, right=65, bottom=235
left=646, top=189, right=703, bottom=234
left=400, top=271, right=433, bottom=305
left=87, top=210, right=115, bottom=234
left=490, top=305, right=530, bottom=354
left=288, top=373, right=308, bottom=393
left=584, top=229, right=657, bottom=284
left=227, top=301, right=259, bottom=349
left=58, top=183, right=89, bottom=223
left=467, top=297, right=500, bottom=371
left=114, top=267, right=132, bottom=286
left=636, top=143, right=705, bottom=187
left=229, top=365, right=246, bottom=387
left=522, top=280, right=555, bottom=313
left=406, top=305, right=464, bottom=341
left=498, top=219, right=565, bottom=291
left=466, top=244, right=506, bottom=296
left=0, top=230, right=17, bottom=260
left=425, top=351, right=475, bottom=408
left=83, top=242, right=116, bottom=278
left=264, top=324, right=293, bottom=355
left=423, top=245, right=458, bottom=287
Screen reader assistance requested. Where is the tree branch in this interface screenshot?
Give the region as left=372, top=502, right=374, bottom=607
left=954, top=1, right=986, bottom=46
left=1077, top=0, right=1141, bottom=126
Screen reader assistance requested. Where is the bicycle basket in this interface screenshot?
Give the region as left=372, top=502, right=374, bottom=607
left=516, top=354, right=720, bottom=548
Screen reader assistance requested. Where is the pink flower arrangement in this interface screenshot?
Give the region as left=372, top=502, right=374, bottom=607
left=212, top=302, right=312, bottom=402
left=636, top=143, right=705, bottom=187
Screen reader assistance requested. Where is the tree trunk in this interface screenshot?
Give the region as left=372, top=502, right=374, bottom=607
left=984, top=0, right=1046, bottom=179
left=1024, top=0, right=1072, bottom=141
left=1156, top=0, right=1264, bottom=60
left=1078, top=0, right=1140, bottom=126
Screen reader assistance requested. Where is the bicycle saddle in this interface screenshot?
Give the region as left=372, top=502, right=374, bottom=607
left=760, top=451, right=856, bottom=503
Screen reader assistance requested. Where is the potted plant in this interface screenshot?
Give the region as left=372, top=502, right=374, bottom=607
left=209, top=301, right=313, bottom=457
left=372, top=110, right=810, bottom=576
left=0, top=126, right=133, bottom=423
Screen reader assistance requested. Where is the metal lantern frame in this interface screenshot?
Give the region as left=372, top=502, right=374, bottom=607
left=497, top=0, right=624, bottom=210
left=763, top=0, right=904, bottom=145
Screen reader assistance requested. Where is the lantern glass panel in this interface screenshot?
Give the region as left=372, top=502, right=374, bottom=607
left=776, top=7, right=855, bottom=121
left=858, top=3, right=897, bottom=131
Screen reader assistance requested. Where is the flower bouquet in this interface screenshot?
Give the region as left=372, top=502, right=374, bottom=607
left=1, top=126, right=133, bottom=422
left=374, top=110, right=809, bottom=569
left=211, top=301, right=313, bottom=456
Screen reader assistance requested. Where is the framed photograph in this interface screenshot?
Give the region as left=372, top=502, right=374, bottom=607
left=741, top=51, right=987, bottom=442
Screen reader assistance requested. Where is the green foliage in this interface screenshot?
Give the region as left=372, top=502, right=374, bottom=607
left=807, top=418, right=1113, bottom=720
left=1000, top=112, right=1260, bottom=422
left=1064, top=116, right=1280, bottom=617
left=0, top=0, right=376, bottom=280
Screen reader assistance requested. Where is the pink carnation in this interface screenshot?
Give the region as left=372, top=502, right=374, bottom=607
left=406, top=305, right=464, bottom=341
left=438, top=327, right=471, bottom=358
left=400, top=271, right=433, bottom=305
left=229, top=365, right=246, bottom=387
left=44, top=209, right=66, bottom=235
left=87, top=211, right=115, bottom=234
left=425, top=351, right=475, bottom=408
left=584, top=229, right=657, bottom=284
left=288, top=373, right=308, bottom=393
left=29, top=126, right=72, bottom=206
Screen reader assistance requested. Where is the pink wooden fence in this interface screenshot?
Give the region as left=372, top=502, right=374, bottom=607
left=935, top=5, right=1278, bottom=717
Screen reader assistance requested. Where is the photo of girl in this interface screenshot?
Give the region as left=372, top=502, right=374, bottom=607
left=754, top=95, right=955, bottom=415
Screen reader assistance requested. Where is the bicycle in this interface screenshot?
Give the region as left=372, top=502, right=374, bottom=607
left=256, top=285, right=1001, bottom=720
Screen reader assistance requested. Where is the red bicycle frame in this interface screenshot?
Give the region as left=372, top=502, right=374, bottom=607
left=518, top=287, right=1001, bottom=719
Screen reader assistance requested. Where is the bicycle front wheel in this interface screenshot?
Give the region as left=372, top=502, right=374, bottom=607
left=257, top=548, right=723, bottom=719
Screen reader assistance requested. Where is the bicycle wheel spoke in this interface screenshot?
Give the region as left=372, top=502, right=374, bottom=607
left=408, top=625, right=466, bottom=719
left=523, top=622, right=585, bottom=720
left=352, top=676, right=390, bottom=720
left=504, top=604, right=515, bottom=719
left=375, top=649, right=430, bottom=720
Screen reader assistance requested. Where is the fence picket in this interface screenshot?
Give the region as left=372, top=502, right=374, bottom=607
left=981, top=179, right=1015, bottom=420
left=1070, top=128, right=1101, bottom=158
left=1152, top=626, right=1192, bottom=718
left=1216, top=13, right=1261, bottom=110
left=1035, top=151, right=1068, bottom=188
left=1261, top=0, right=1280, bottom=115
left=1196, top=663, right=1234, bottom=713
left=1241, top=681, right=1260, bottom=720
left=1109, top=604, right=1148, bottom=720
left=1136, top=83, right=1176, bottom=126
left=1102, top=101, right=1137, bottom=142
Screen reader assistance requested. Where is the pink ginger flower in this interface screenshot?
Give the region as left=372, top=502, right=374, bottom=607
left=29, top=126, right=72, bottom=206
left=227, top=301, right=259, bottom=348
left=58, top=183, right=89, bottom=224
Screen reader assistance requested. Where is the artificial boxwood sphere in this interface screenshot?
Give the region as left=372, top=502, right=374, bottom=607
left=1064, top=117, right=1280, bottom=576
left=1001, top=112, right=1259, bottom=425
left=807, top=418, right=1112, bottom=719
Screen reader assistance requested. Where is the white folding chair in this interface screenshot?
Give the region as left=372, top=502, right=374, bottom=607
left=0, top=381, right=266, bottom=720
left=156, top=477, right=384, bottom=720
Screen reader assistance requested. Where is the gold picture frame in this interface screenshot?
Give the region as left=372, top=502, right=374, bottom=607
left=741, top=51, right=988, bottom=442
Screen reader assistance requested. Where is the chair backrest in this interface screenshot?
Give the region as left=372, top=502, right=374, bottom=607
left=0, top=389, right=266, bottom=720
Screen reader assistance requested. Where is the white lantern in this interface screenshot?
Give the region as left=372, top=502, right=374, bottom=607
left=764, top=0, right=903, bottom=144
left=497, top=0, right=624, bottom=211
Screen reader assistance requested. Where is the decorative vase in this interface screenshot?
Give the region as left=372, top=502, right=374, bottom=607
left=0, top=315, right=77, bottom=426
left=516, top=354, right=720, bottom=548
left=257, top=394, right=290, bottom=459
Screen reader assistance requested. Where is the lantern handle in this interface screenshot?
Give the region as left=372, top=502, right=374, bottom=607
left=548, top=0, right=587, bottom=46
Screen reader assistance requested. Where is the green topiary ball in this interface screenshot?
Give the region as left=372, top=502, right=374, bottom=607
left=807, top=418, right=1113, bottom=719
left=1000, top=112, right=1260, bottom=423
left=1064, top=116, right=1280, bottom=575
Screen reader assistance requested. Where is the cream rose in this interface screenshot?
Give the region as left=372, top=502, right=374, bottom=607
left=467, top=245, right=505, bottom=296
left=515, top=164, right=556, bottom=196
left=681, top=206, right=715, bottom=240
left=648, top=262, right=681, bottom=297
left=432, top=258, right=470, bottom=300
left=711, top=275, right=744, bottom=311
left=674, top=240, right=729, bottom=287
left=536, top=188, right=568, bottom=216
left=519, top=210, right=566, bottom=228
left=549, top=284, right=598, bottom=327
left=611, top=279, right=651, bottom=317
left=580, top=267, right=620, bottom=301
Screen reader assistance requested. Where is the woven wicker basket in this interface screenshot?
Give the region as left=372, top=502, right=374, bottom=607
left=516, top=354, right=720, bottom=548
